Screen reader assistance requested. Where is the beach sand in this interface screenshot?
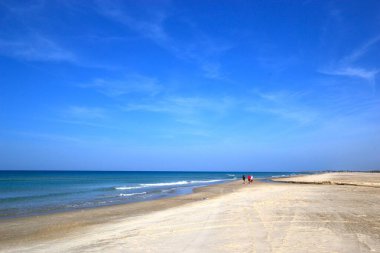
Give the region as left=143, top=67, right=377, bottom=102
left=1, top=173, right=380, bottom=252
left=272, top=172, right=380, bottom=187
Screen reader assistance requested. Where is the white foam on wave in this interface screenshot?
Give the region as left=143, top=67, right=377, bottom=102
left=119, top=192, right=147, bottom=197
left=161, top=187, right=176, bottom=193
left=140, top=181, right=189, bottom=187
left=116, top=178, right=233, bottom=191
left=190, top=179, right=224, bottom=184
left=115, top=186, right=142, bottom=190
left=271, top=175, right=287, bottom=178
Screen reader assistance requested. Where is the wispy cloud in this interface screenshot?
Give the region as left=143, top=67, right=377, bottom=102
left=123, top=95, right=235, bottom=125
left=320, top=67, right=379, bottom=84
left=54, top=119, right=124, bottom=130
left=8, top=131, right=84, bottom=144
left=320, top=35, right=380, bottom=87
left=256, top=55, right=298, bottom=74
left=251, top=89, right=309, bottom=103
left=0, top=2, right=123, bottom=69
left=321, top=86, right=380, bottom=118
left=81, top=75, right=162, bottom=97
left=200, top=62, right=222, bottom=80
left=56, top=106, right=130, bottom=130
left=94, top=0, right=232, bottom=79
left=341, top=35, right=380, bottom=64
left=64, top=106, right=107, bottom=120
left=122, top=89, right=319, bottom=126
left=95, top=0, right=168, bottom=43
left=246, top=90, right=318, bottom=125
left=124, top=95, right=234, bottom=114
left=0, top=2, right=76, bottom=62
left=0, top=1, right=46, bottom=14
left=0, top=35, right=76, bottom=62
left=0, top=35, right=126, bottom=71
left=248, top=106, right=317, bottom=125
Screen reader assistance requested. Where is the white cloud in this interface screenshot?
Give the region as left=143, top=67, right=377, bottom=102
left=95, top=0, right=169, bottom=45
left=82, top=75, right=162, bottom=97
left=9, top=131, right=83, bottom=143
left=0, top=2, right=74, bottom=62
left=342, top=35, right=380, bottom=64
left=320, top=35, right=380, bottom=87
left=247, top=90, right=318, bottom=125
left=247, top=106, right=317, bottom=125
left=251, top=89, right=309, bottom=103
left=123, top=95, right=235, bottom=125
left=65, top=106, right=106, bottom=119
left=320, top=67, right=378, bottom=84
left=200, top=62, right=222, bottom=80
left=0, top=36, right=76, bottom=62
left=94, top=0, right=231, bottom=80
left=123, top=90, right=319, bottom=126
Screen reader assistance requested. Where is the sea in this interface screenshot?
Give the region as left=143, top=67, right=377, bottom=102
left=0, top=171, right=304, bottom=219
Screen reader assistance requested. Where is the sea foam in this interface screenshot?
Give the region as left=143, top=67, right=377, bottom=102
left=115, top=186, right=142, bottom=190
left=140, top=181, right=189, bottom=187
left=115, top=179, right=232, bottom=191
left=119, top=192, right=147, bottom=197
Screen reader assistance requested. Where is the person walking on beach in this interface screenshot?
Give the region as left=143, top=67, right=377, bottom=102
left=242, top=175, right=246, bottom=184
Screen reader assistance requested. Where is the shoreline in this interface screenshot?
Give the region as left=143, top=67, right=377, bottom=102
left=2, top=172, right=380, bottom=252
left=0, top=179, right=247, bottom=247
left=0, top=171, right=296, bottom=221
left=0, top=173, right=291, bottom=221
left=0, top=179, right=238, bottom=221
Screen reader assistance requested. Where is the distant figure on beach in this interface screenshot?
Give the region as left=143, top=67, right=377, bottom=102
left=242, top=175, right=246, bottom=184
left=247, top=175, right=253, bottom=184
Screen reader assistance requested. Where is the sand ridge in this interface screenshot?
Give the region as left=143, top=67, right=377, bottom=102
left=273, top=172, right=380, bottom=187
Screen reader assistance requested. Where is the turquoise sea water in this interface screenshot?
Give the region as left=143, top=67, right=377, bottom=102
left=0, top=171, right=304, bottom=219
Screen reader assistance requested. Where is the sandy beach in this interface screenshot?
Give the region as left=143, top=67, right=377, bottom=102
left=1, top=173, right=380, bottom=252
left=272, top=172, right=380, bottom=187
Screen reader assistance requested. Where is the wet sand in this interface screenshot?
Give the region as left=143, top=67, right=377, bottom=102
left=1, top=173, right=380, bottom=252
left=0, top=181, right=244, bottom=249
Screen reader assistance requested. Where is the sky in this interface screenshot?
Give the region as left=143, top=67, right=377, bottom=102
left=0, top=0, right=379, bottom=171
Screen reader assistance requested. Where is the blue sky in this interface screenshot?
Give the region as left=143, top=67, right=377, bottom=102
left=0, top=0, right=379, bottom=171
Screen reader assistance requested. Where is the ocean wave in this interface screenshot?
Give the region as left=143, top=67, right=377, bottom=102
left=161, top=188, right=176, bottom=193
left=0, top=190, right=87, bottom=203
left=115, top=186, right=142, bottom=190
left=140, top=181, right=189, bottom=187
left=271, top=175, right=287, bottom=178
left=115, top=178, right=232, bottom=191
left=190, top=179, right=224, bottom=184
left=119, top=192, right=147, bottom=197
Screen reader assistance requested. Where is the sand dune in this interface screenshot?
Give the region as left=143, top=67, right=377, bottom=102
left=273, top=172, right=380, bottom=187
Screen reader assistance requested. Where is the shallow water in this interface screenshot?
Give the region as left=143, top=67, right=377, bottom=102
left=0, top=171, right=303, bottom=218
